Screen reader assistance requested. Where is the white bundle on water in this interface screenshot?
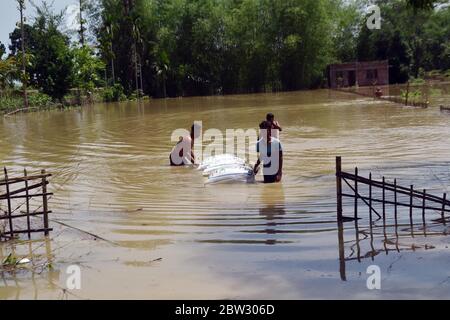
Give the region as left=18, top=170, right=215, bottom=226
left=200, top=154, right=255, bottom=184
left=197, top=154, right=244, bottom=170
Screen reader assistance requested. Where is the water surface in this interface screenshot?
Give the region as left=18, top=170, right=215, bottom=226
left=1, top=87, right=450, bottom=299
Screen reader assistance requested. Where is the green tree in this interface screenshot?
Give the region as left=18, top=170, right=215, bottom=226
left=0, top=55, right=18, bottom=94
left=17, top=0, right=29, bottom=108
left=356, top=0, right=450, bottom=82
left=10, top=2, right=74, bottom=101
left=89, top=0, right=450, bottom=98
left=406, top=0, right=438, bottom=11
left=72, top=46, right=105, bottom=92
left=0, top=42, right=5, bottom=58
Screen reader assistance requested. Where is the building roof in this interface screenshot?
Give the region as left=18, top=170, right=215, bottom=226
left=329, top=60, right=389, bottom=70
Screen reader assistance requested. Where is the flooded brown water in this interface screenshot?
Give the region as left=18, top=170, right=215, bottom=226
left=1, top=86, right=450, bottom=299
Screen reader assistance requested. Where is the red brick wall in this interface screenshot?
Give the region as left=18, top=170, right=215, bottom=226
left=329, top=60, right=389, bottom=88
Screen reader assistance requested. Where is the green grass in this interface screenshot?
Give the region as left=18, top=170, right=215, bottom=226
left=0, top=92, right=69, bottom=114
left=0, top=95, right=25, bottom=113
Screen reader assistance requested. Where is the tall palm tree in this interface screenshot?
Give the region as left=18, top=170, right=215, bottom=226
left=79, top=0, right=86, bottom=46
left=17, top=0, right=29, bottom=109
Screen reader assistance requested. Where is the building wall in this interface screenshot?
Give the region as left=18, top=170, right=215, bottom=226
left=329, top=60, right=389, bottom=89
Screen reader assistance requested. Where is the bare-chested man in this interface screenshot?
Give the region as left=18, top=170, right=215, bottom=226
left=169, top=123, right=201, bottom=166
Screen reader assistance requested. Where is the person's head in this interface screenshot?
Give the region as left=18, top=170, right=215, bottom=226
left=190, top=123, right=202, bottom=140
left=266, top=113, right=275, bottom=122
left=259, top=120, right=272, bottom=141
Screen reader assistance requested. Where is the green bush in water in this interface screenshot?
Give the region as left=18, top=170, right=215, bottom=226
left=0, top=96, right=22, bottom=111
left=102, top=83, right=126, bottom=102
left=28, top=92, right=52, bottom=107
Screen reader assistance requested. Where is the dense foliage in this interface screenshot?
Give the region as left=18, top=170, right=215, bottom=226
left=0, top=0, right=448, bottom=105
left=92, top=0, right=450, bottom=97
left=357, top=0, right=450, bottom=83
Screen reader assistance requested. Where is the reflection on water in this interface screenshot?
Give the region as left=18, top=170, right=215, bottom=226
left=258, top=185, right=286, bottom=244
left=0, top=237, right=61, bottom=299
left=0, top=88, right=450, bottom=299
left=338, top=215, right=450, bottom=282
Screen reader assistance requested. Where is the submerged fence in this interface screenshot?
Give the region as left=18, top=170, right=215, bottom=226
left=335, top=156, right=450, bottom=281
left=337, top=212, right=447, bottom=281
left=335, top=87, right=429, bottom=108
left=0, top=168, right=53, bottom=240
left=335, top=157, right=450, bottom=222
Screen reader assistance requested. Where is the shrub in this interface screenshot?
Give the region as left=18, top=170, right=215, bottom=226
left=28, top=92, right=52, bottom=107
left=102, top=83, right=126, bottom=102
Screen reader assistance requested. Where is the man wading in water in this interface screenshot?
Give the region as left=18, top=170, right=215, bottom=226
left=169, top=123, right=201, bottom=166
left=253, top=121, right=283, bottom=183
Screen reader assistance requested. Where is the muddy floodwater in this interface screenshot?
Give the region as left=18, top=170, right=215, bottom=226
left=1, top=85, right=450, bottom=299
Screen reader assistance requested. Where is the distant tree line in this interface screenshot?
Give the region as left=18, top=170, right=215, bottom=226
left=0, top=0, right=448, bottom=103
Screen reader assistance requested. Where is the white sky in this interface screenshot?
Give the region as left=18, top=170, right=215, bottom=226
left=0, top=0, right=79, bottom=52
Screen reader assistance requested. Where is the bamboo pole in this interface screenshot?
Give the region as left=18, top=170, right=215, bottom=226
left=410, top=185, right=414, bottom=219
left=354, top=219, right=361, bottom=263
left=422, top=189, right=426, bottom=218
left=341, top=193, right=450, bottom=212
left=342, top=178, right=381, bottom=218
left=354, top=167, right=358, bottom=219
left=336, top=157, right=343, bottom=221
left=5, top=193, right=52, bottom=200
left=0, top=173, right=52, bottom=186
left=0, top=211, right=50, bottom=220
left=41, top=169, right=49, bottom=236
left=2, top=228, right=52, bottom=235
left=382, top=217, right=388, bottom=254
left=442, top=193, right=447, bottom=223
left=382, top=176, right=386, bottom=220
left=0, top=182, right=49, bottom=199
left=394, top=179, right=398, bottom=220
left=369, top=173, right=372, bottom=220
left=340, top=172, right=450, bottom=205
left=422, top=189, right=427, bottom=237
left=4, top=168, right=13, bottom=236
left=410, top=185, right=414, bottom=238
left=337, top=221, right=346, bottom=281
left=24, top=169, right=31, bottom=239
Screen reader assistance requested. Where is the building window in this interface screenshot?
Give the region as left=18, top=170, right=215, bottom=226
left=366, top=69, right=378, bottom=80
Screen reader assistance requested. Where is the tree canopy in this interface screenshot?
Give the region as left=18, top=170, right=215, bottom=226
left=3, top=0, right=450, bottom=102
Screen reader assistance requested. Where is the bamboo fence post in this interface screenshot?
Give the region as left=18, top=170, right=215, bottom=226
left=369, top=173, right=372, bottom=219
left=41, top=169, right=49, bottom=236
left=410, top=185, right=414, bottom=238
left=4, top=168, right=13, bottom=236
left=410, top=185, right=414, bottom=219
left=24, top=169, right=31, bottom=239
left=394, top=179, right=398, bottom=219
left=354, top=167, right=358, bottom=219
left=336, top=157, right=343, bottom=221
left=422, top=189, right=426, bottom=219
left=382, top=176, right=386, bottom=220
left=337, top=221, right=346, bottom=281
left=422, top=189, right=427, bottom=237
left=354, top=219, right=361, bottom=263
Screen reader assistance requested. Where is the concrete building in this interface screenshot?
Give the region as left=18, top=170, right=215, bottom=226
left=328, top=60, right=389, bottom=89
